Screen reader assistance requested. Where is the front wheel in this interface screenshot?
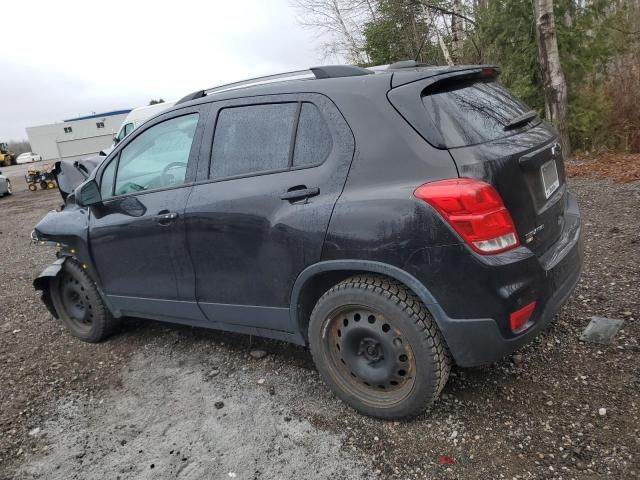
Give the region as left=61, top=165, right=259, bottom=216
left=5, top=181, right=11, bottom=195
left=309, top=275, right=451, bottom=419
left=50, top=260, right=119, bottom=342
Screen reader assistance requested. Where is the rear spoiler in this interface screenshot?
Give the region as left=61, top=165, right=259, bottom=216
left=391, top=65, right=500, bottom=89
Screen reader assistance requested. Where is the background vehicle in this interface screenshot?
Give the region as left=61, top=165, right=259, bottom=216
left=16, top=152, right=42, bottom=164
left=25, top=165, right=56, bottom=191
left=0, top=170, right=11, bottom=197
left=0, top=143, right=15, bottom=167
left=101, top=102, right=175, bottom=156
left=32, top=64, right=583, bottom=419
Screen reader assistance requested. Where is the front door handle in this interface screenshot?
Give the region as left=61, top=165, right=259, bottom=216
left=280, top=186, right=320, bottom=202
left=155, top=210, right=178, bottom=225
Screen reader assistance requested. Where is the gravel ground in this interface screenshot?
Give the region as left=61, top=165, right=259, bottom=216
left=0, top=165, right=638, bottom=480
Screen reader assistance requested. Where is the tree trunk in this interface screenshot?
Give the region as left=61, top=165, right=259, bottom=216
left=451, top=0, right=464, bottom=63
left=533, top=0, right=571, bottom=156
left=422, top=5, right=454, bottom=66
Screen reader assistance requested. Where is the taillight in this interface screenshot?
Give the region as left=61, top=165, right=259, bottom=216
left=414, top=178, right=519, bottom=254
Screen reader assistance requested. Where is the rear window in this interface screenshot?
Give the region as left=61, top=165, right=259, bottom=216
left=421, top=80, right=535, bottom=148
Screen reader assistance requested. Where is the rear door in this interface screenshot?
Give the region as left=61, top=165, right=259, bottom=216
left=389, top=73, right=565, bottom=255
left=185, top=93, right=354, bottom=332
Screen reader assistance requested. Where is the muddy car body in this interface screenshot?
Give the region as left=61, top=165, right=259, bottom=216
left=32, top=63, right=583, bottom=419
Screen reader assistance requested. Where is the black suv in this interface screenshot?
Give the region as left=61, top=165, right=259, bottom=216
left=32, top=63, right=583, bottom=419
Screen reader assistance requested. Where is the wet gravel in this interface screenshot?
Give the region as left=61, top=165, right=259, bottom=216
left=0, top=169, right=638, bottom=479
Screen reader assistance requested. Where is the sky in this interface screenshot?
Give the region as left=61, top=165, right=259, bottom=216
left=0, top=0, right=329, bottom=140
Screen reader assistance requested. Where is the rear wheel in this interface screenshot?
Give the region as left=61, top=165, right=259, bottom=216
left=50, top=260, right=119, bottom=342
left=5, top=181, right=11, bottom=195
left=309, top=275, right=451, bottom=419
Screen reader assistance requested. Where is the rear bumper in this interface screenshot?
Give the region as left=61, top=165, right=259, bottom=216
left=426, top=191, right=583, bottom=367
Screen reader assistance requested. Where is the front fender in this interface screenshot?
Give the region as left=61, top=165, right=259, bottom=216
left=33, top=257, right=120, bottom=319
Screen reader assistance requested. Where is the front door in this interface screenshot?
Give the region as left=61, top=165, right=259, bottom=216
left=185, top=94, right=355, bottom=332
left=89, top=110, right=205, bottom=322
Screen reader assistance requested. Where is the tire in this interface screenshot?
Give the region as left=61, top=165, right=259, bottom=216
left=5, top=181, right=11, bottom=196
left=50, top=259, right=119, bottom=342
left=28, top=183, right=37, bottom=192
left=308, top=275, right=451, bottom=419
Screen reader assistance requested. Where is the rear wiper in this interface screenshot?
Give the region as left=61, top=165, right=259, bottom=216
left=504, top=110, right=537, bottom=131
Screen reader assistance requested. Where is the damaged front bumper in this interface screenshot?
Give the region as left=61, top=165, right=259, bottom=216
left=33, top=257, right=67, bottom=319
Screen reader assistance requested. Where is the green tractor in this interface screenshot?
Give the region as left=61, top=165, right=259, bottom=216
left=0, top=142, right=15, bottom=167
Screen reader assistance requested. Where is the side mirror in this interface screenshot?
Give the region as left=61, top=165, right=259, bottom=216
left=113, top=135, right=120, bottom=145
left=75, top=179, right=102, bottom=207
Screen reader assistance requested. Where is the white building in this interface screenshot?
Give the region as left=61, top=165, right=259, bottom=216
left=26, top=109, right=131, bottom=162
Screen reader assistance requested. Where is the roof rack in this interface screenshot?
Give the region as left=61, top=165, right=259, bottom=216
left=175, top=65, right=373, bottom=105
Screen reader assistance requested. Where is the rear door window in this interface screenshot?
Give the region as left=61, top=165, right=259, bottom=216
left=211, top=103, right=297, bottom=179
left=210, top=101, right=335, bottom=179
left=421, top=80, right=535, bottom=148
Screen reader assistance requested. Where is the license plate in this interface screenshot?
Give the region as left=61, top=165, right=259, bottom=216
left=541, top=159, right=560, bottom=199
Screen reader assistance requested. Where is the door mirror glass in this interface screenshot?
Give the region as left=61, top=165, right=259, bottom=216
left=75, top=179, right=102, bottom=207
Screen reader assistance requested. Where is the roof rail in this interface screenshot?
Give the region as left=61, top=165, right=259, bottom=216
left=387, top=60, right=429, bottom=69
left=175, top=65, right=374, bottom=105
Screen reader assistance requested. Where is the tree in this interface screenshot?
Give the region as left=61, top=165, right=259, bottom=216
left=533, top=0, right=570, bottom=155
left=7, top=140, right=31, bottom=157
left=291, top=0, right=374, bottom=63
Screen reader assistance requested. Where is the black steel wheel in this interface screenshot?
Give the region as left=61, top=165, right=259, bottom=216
left=323, top=305, right=417, bottom=407
left=309, top=275, right=451, bottom=419
left=50, top=260, right=119, bottom=342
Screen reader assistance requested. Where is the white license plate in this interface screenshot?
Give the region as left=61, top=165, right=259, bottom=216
left=540, top=160, right=560, bottom=199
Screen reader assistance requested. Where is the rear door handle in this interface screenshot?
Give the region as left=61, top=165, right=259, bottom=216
left=280, top=187, right=320, bottom=202
left=155, top=210, right=178, bottom=225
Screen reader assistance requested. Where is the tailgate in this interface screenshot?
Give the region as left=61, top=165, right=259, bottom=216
left=449, top=127, right=567, bottom=256
left=387, top=69, right=566, bottom=257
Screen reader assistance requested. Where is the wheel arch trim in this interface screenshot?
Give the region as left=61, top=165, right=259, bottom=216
left=34, top=257, right=120, bottom=319
left=289, top=260, right=450, bottom=340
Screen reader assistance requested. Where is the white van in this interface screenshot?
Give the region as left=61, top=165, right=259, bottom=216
left=103, top=102, right=175, bottom=155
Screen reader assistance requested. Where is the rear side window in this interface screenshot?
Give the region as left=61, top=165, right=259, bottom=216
left=421, top=80, right=534, bottom=148
left=211, top=103, right=297, bottom=178
left=293, top=103, right=332, bottom=167
left=123, top=123, right=134, bottom=137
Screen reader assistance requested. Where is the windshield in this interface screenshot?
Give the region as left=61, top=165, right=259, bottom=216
left=421, top=79, right=538, bottom=148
